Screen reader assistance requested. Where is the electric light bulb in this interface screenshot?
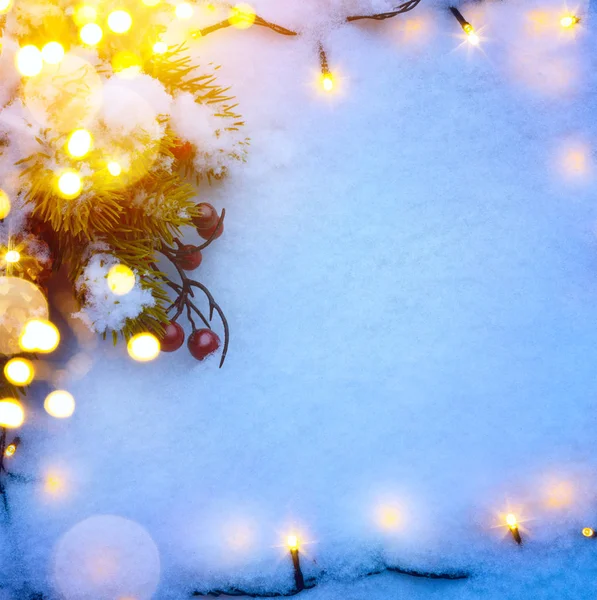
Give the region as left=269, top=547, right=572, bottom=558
left=67, top=129, right=92, bottom=158
left=506, top=513, right=518, bottom=529
left=582, top=527, right=595, bottom=538
left=175, top=2, right=193, bottom=19
left=0, top=399, right=24, bottom=428
left=16, top=45, right=43, bottom=77
left=321, top=73, right=334, bottom=92
left=560, top=15, right=579, bottom=28
left=287, top=535, right=299, bottom=550
left=107, top=161, right=122, bottom=176
left=4, top=439, right=19, bottom=457
left=108, top=10, right=132, bottom=33
left=153, top=41, right=168, bottom=54
left=127, top=333, right=161, bottom=362
left=4, top=250, right=20, bottom=263
left=229, top=3, right=255, bottom=29
left=41, top=41, right=65, bottom=65
left=107, top=264, right=136, bottom=295
left=467, top=32, right=480, bottom=45
left=0, top=190, right=10, bottom=219
left=4, top=358, right=34, bottom=386
left=57, top=170, right=83, bottom=199
left=19, top=319, right=60, bottom=353
left=79, top=22, right=103, bottom=45
left=44, top=390, right=76, bottom=418
left=0, top=0, right=12, bottom=14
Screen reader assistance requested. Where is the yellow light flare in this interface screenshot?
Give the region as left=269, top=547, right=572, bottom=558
left=4, top=250, right=20, bottom=263
left=506, top=513, right=518, bottom=529
left=321, top=73, right=334, bottom=92
left=467, top=32, right=480, bottom=45
left=0, top=190, right=10, bottom=219
left=67, top=129, right=92, bottom=158
left=4, top=358, right=34, bottom=386
left=229, top=3, right=256, bottom=29
left=287, top=535, right=299, bottom=550
left=107, top=264, right=136, bottom=296
left=0, top=399, right=24, bottom=428
left=41, top=41, right=65, bottom=65
left=107, top=161, right=122, bottom=176
left=44, top=390, right=76, bottom=418
left=4, top=442, right=18, bottom=457
left=0, top=0, right=12, bottom=13
left=112, top=51, right=142, bottom=76
left=16, top=45, right=43, bottom=77
left=175, top=2, right=194, bottom=19
left=153, top=41, right=168, bottom=54
left=79, top=22, right=103, bottom=45
left=19, top=319, right=60, bottom=353
left=107, top=10, right=132, bottom=33
left=57, top=170, right=83, bottom=199
left=582, top=527, right=595, bottom=538
left=127, top=333, right=160, bottom=362
left=44, top=471, right=66, bottom=495
left=73, top=4, right=97, bottom=26
left=560, top=15, right=579, bottom=28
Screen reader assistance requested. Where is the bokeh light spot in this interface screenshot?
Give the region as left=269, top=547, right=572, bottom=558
left=4, top=358, right=35, bottom=386
left=127, top=333, right=160, bottom=362
left=44, top=390, right=76, bottom=418
left=0, top=398, right=25, bottom=428
left=107, top=264, right=136, bottom=295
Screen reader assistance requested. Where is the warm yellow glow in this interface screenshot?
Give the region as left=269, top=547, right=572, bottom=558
left=153, top=41, right=168, bottom=54
left=0, top=190, right=10, bottom=219
left=74, top=4, right=97, bottom=26
left=67, top=129, right=92, bottom=158
left=4, top=250, right=20, bottom=264
left=142, top=0, right=160, bottom=5
left=229, top=3, right=256, bottom=29
left=44, top=390, right=76, bottom=418
left=175, top=2, right=193, bottom=19
left=16, top=45, right=43, bottom=77
left=560, top=15, right=579, bottom=28
left=19, top=319, right=60, bottom=353
left=322, top=73, right=334, bottom=92
left=57, top=170, right=83, bottom=199
left=0, top=0, right=12, bottom=14
left=467, top=32, right=480, bottom=45
left=112, top=51, right=142, bottom=76
left=127, top=333, right=161, bottom=362
left=4, top=443, right=17, bottom=457
left=582, top=527, right=595, bottom=538
left=108, top=10, right=132, bottom=34
left=107, top=161, right=122, bottom=176
left=107, top=264, right=136, bottom=295
left=41, top=42, right=65, bottom=65
left=287, top=535, right=299, bottom=550
left=45, top=471, right=66, bottom=495
left=377, top=505, right=401, bottom=530
left=506, top=513, right=518, bottom=529
left=0, top=399, right=24, bottom=428
left=4, top=358, right=34, bottom=386
left=79, top=22, right=103, bottom=45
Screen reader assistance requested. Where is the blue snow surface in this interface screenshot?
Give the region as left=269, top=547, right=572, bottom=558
left=4, top=0, right=597, bottom=598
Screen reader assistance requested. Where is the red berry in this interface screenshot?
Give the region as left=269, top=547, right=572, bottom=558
left=160, top=322, right=185, bottom=352
left=192, top=203, right=219, bottom=230
left=198, top=220, right=224, bottom=241
left=178, top=245, right=202, bottom=271
left=187, top=329, right=220, bottom=361
left=171, top=139, right=194, bottom=161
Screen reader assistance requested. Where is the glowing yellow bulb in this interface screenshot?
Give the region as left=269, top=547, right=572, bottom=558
left=107, top=264, right=136, bottom=295
left=287, top=535, right=299, bottom=550
left=143, top=0, right=160, bottom=5
left=0, top=190, right=10, bottom=219
left=506, top=513, right=518, bottom=529
left=16, top=45, right=43, bottom=77
left=4, top=442, right=17, bottom=457
left=108, top=10, right=132, bottom=33
left=175, top=2, right=193, bottom=19
left=0, top=399, right=24, bottom=428
left=44, top=390, right=76, bottom=419
left=79, top=22, right=103, bottom=45
left=107, top=161, right=122, bottom=176
left=127, top=333, right=160, bottom=362
left=582, top=527, right=595, bottom=538
left=153, top=41, right=168, bottom=54
left=19, top=319, right=60, bottom=353
left=4, top=358, right=34, bottom=386
left=57, top=170, right=83, bottom=199
left=41, top=42, right=65, bottom=65
left=322, top=73, right=334, bottom=92
left=4, top=250, right=20, bottom=263
left=67, top=129, right=92, bottom=158
left=560, top=15, right=579, bottom=28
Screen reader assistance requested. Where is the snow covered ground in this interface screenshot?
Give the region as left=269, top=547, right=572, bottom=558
left=4, top=0, right=597, bottom=598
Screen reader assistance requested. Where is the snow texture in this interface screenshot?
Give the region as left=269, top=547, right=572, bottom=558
left=3, top=0, right=597, bottom=598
